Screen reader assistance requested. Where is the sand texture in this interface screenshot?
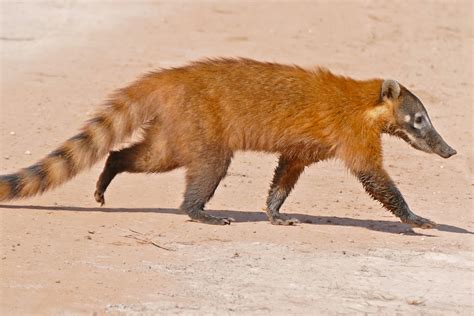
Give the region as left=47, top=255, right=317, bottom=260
left=0, top=1, right=473, bottom=314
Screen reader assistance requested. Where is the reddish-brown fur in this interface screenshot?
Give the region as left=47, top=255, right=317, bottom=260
left=3, top=58, right=431, bottom=227
left=123, top=59, right=390, bottom=172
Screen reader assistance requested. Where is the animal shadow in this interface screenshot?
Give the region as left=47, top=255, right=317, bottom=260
left=1, top=204, right=472, bottom=236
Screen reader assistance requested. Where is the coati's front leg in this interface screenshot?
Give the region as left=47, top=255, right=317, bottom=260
left=181, top=155, right=235, bottom=225
left=355, top=168, right=436, bottom=229
left=265, top=156, right=307, bottom=225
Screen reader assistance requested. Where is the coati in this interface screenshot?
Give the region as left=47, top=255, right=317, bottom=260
left=0, top=58, right=457, bottom=228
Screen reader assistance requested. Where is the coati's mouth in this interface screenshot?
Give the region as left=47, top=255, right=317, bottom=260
left=436, top=147, right=457, bottom=158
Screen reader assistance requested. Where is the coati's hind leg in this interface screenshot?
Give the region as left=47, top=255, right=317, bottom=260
left=94, top=141, right=179, bottom=205
left=180, top=153, right=234, bottom=225
left=266, top=156, right=307, bottom=225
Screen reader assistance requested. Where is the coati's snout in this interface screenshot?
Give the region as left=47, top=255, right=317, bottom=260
left=382, top=80, right=457, bottom=159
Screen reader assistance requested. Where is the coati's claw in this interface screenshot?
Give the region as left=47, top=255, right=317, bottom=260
left=269, top=215, right=299, bottom=226
left=221, top=217, right=235, bottom=225
left=94, top=190, right=105, bottom=206
left=403, top=214, right=437, bottom=229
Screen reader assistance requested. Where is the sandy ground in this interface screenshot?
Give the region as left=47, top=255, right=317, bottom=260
left=0, top=1, right=473, bottom=315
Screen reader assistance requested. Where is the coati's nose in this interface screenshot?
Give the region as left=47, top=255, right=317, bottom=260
left=435, top=140, right=457, bottom=158
left=428, top=129, right=457, bottom=159
left=441, top=147, right=457, bottom=158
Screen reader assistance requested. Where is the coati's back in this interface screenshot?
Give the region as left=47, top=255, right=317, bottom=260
left=152, top=58, right=382, bottom=153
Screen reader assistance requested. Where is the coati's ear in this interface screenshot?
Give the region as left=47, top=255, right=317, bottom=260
left=381, top=79, right=400, bottom=100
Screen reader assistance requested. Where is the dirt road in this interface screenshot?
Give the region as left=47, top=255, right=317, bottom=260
left=0, top=1, right=472, bottom=314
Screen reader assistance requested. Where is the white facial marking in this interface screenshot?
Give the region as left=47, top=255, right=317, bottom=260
left=424, top=113, right=433, bottom=127
left=404, top=115, right=411, bottom=123
left=399, top=129, right=418, bottom=143
left=413, top=112, right=425, bottom=129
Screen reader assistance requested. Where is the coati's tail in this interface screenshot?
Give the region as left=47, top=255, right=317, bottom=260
left=0, top=87, right=157, bottom=202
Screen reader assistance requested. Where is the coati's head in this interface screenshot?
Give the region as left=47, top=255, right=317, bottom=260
left=381, top=79, right=457, bottom=159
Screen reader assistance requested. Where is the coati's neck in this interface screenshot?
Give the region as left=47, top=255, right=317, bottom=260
left=314, top=69, right=389, bottom=129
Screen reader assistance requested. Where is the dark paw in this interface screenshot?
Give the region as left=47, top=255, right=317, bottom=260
left=192, top=213, right=235, bottom=225
left=403, top=214, right=437, bottom=229
left=269, top=215, right=299, bottom=226
left=94, top=190, right=105, bottom=206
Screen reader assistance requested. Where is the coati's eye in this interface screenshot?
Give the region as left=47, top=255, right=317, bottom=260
left=415, top=116, right=422, bottom=124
